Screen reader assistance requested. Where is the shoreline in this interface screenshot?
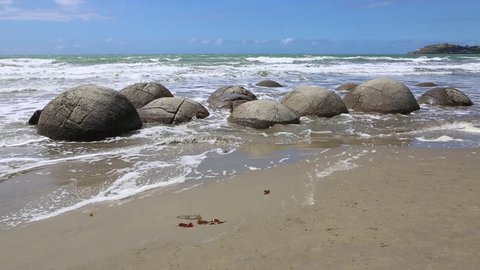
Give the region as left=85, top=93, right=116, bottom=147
left=0, top=145, right=479, bottom=269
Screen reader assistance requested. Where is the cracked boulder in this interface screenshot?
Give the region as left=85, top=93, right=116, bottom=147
left=281, top=86, right=348, bottom=117
left=343, top=77, right=420, bottom=114
left=37, top=85, right=142, bottom=141
left=418, top=87, right=473, bottom=106
left=207, top=86, right=257, bottom=111
left=256, top=80, right=283, bottom=87
left=335, top=82, right=358, bottom=91
left=228, top=100, right=300, bottom=129
left=120, top=82, right=173, bottom=109
left=138, top=97, right=209, bottom=124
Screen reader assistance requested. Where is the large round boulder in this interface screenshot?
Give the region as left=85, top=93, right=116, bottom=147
left=207, top=86, right=257, bottom=111
left=37, top=85, right=142, bottom=141
left=281, top=86, right=348, bottom=117
left=120, top=82, right=173, bottom=109
left=138, top=97, right=209, bottom=124
left=418, top=87, right=473, bottom=106
left=228, top=100, right=300, bottom=129
left=343, top=77, right=420, bottom=114
left=256, top=80, right=283, bottom=87
left=335, top=82, right=358, bottom=91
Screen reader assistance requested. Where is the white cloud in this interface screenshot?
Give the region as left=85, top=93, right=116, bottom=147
left=0, top=0, right=12, bottom=5
left=214, top=38, right=224, bottom=45
left=281, top=38, right=294, bottom=45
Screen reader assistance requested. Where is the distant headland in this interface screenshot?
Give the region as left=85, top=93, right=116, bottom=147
left=409, top=43, right=480, bottom=54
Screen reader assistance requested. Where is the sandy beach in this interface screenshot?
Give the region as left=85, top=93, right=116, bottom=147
left=0, top=146, right=479, bottom=270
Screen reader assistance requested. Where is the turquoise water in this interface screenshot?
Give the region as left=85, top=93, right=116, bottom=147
left=0, top=54, right=479, bottom=229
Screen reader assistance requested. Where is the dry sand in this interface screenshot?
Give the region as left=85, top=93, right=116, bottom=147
left=0, top=146, right=479, bottom=270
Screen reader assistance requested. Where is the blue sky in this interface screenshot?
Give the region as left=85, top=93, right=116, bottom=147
left=0, top=0, right=479, bottom=54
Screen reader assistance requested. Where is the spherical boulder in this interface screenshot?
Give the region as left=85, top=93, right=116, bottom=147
left=120, top=82, right=173, bottom=108
left=37, top=85, right=142, bottom=141
left=418, top=87, right=473, bottom=106
left=281, top=86, right=348, bottom=117
left=228, top=100, right=300, bottom=129
left=207, top=86, right=257, bottom=111
left=415, top=82, right=437, bottom=87
left=335, top=82, right=358, bottom=91
left=343, top=77, right=420, bottom=114
left=138, top=97, right=209, bottom=124
left=256, top=80, right=283, bottom=87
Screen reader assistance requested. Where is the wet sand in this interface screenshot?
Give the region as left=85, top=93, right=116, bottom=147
left=0, top=146, right=479, bottom=270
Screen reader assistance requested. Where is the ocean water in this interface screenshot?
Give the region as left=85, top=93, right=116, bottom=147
left=1, top=54, right=479, bottom=229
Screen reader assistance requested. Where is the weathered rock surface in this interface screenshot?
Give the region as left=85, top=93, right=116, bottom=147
left=228, top=100, right=300, bottom=129
left=415, top=82, right=437, bottom=87
left=207, top=86, right=257, bottom=111
left=256, top=80, right=283, bottom=87
left=120, top=82, right=173, bottom=109
left=418, top=87, right=473, bottom=106
left=343, top=77, right=420, bottom=114
left=281, top=86, right=348, bottom=117
left=28, top=109, right=42, bottom=125
left=409, top=43, right=480, bottom=54
left=335, top=83, right=358, bottom=91
left=138, top=97, right=209, bottom=124
left=37, top=85, right=142, bottom=141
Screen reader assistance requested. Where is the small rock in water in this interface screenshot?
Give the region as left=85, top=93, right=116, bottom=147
left=415, top=82, right=437, bottom=87
left=256, top=80, right=283, bottom=87
left=335, top=82, right=358, bottom=91
left=28, top=109, right=43, bottom=125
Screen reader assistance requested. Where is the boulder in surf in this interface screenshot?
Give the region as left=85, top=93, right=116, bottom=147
left=281, top=86, right=348, bottom=117
left=120, top=82, right=173, bottom=109
left=37, top=85, right=142, bottom=141
left=228, top=100, right=300, bottom=129
left=343, top=77, right=420, bottom=114
left=138, top=97, right=209, bottom=124
left=207, top=86, right=257, bottom=112
left=418, top=87, right=473, bottom=106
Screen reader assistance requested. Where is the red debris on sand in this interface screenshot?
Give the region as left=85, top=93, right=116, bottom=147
left=178, top=222, right=194, bottom=228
